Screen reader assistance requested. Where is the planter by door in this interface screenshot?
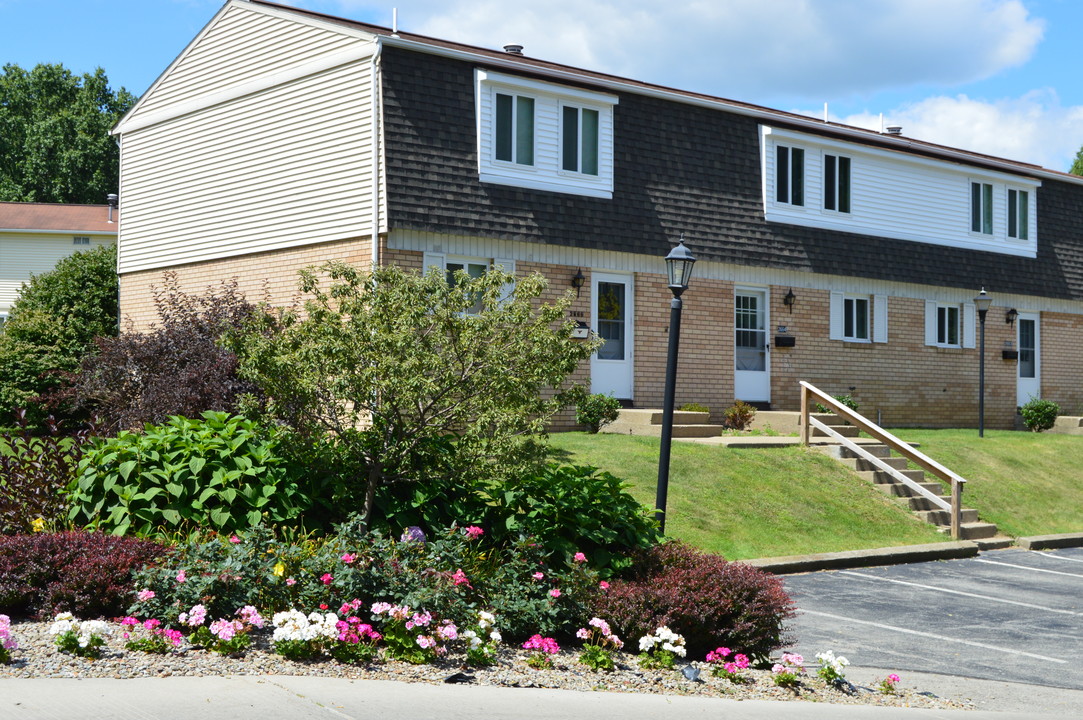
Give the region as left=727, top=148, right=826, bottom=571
left=734, top=288, right=770, bottom=403
left=591, top=272, right=634, bottom=400
left=1016, top=312, right=1040, bottom=408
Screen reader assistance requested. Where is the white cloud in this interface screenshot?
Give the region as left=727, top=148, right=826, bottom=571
left=328, top=0, right=1043, bottom=101
left=815, top=90, right=1083, bottom=171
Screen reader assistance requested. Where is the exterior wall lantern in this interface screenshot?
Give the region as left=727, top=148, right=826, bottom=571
left=974, top=288, right=993, bottom=438
left=655, top=236, right=696, bottom=534
left=1005, top=307, right=1018, bottom=327
left=783, top=288, right=796, bottom=313
left=571, top=268, right=586, bottom=297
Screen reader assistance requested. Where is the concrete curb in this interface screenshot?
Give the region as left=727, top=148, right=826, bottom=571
left=744, top=541, right=979, bottom=574
left=1016, top=532, right=1083, bottom=550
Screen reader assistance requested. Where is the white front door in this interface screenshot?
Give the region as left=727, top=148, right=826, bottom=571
left=591, top=272, right=634, bottom=399
left=1016, top=313, right=1040, bottom=408
left=734, top=288, right=770, bottom=403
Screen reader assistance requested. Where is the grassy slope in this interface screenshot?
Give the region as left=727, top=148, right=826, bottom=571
left=548, top=432, right=945, bottom=560
left=889, top=428, right=1083, bottom=537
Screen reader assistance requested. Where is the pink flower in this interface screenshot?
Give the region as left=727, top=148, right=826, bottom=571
left=548, top=588, right=561, bottom=598
left=136, top=589, right=155, bottom=602
left=532, top=572, right=544, bottom=580
left=340, top=553, right=356, bottom=564
left=887, top=673, right=901, bottom=684
left=599, top=581, right=609, bottom=590
left=321, top=573, right=334, bottom=585
left=576, top=628, right=590, bottom=640
left=286, top=577, right=296, bottom=586
left=734, top=653, right=750, bottom=669
left=574, top=552, right=587, bottom=563
left=229, top=535, right=241, bottom=544
left=416, top=635, right=436, bottom=649
left=121, top=616, right=139, bottom=627
left=452, top=568, right=471, bottom=587
left=464, top=526, right=484, bottom=539
left=143, top=619, right=161, bottom=630
left=522, top=634, right=560, bottom=653
left=175, top=570, right=186, bottom=583
left=209, top=619, right=237, bottom=641
left=724, top=662, right=738, bottom=673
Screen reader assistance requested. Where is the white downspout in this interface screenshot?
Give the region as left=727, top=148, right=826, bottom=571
left=370, top=38, right=383, bottom=271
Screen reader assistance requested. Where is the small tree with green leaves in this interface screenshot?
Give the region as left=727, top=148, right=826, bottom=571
left=230, top=262, right=598, bottom=530
left=1070, top=145, right=1083, bottom=177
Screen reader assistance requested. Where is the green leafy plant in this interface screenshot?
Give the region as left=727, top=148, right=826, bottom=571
left=678, top=403, right=710, bottom=414
left=1020, top=398, right=1059, bottom=432
left=814, top=394, right=859, bottom=414
left=636, top=625, right=686, bottom=669
left=68, top=412, right=312, bottom=536
left=576, top=393, right=622, bottom=433
left=723, top=400, right=756, bottom=430
left=576, top=617, right=622, bottom=671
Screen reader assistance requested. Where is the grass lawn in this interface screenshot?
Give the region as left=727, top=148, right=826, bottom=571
left=548, top=432, right=945, bottom=560
left=889, top=428, right=1083, bottom=538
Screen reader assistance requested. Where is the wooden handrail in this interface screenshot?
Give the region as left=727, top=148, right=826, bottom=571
left=800, top=381, right=966, bottom=539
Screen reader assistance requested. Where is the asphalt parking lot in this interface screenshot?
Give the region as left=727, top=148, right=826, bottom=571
left=784, top=547, right=1083, bottom=689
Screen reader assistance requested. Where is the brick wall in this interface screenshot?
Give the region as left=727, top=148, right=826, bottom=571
left=1039, top=312, right=1083, bottom=416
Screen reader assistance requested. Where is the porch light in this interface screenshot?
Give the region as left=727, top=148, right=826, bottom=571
left=1005, top=307, right=1018, bottom=327
left=664, top=236, right=696, bottom=296
left=783, top=288, right=796, bottom=313
left=571, top=268, right=585, bottom=297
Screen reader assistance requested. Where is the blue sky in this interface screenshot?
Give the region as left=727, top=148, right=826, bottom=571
left=4, top=0, right=1081, bottom=170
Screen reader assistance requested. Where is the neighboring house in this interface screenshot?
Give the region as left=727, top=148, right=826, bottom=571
left=0, top=202, right=118, bottom=324
left=112, top=0, right=1083, bottom=429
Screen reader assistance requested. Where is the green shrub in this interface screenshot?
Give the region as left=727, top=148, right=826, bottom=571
left=723, top=400, right=756, bottom=430
left=814, top=394, right=859, bottom=414
left=67, top=412, right=314, bottom=536
left=575, top=393, right=622, bottom=433
left=594, top=542, right=794, bottom=662
left=1020, top=398, right=1059, bottom=432
left=678, top=403, right=710, bottom=414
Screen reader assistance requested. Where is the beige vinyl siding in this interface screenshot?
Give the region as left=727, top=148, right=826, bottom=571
left=136, top=4, right=361, bottom=117
left=0, top=233, right=114, bottom=312
left=761, top=126, right=1040, bottom=258
left=118, top=59, right=378, bottom=275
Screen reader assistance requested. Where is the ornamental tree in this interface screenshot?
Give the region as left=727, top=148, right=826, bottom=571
left=229, top=261, right=596, bottom=530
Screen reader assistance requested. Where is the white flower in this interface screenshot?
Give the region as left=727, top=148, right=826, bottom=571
left=489, top=630, right=502, bottom=643
left=638, top=635, right=657, bottom=652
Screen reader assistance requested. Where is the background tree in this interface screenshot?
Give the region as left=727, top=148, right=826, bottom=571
left=0, top=244, right=118, bottom=423
left=1071, top=145, right=1083, bottom=176
left=0, top=63, right=134, bottom=203
left=230, top=262, right=598, bottom=530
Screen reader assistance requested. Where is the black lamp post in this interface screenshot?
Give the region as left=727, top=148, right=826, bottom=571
left=655, top=238, right=696, bottom=533
left=974, top=288, right=993, bottom=437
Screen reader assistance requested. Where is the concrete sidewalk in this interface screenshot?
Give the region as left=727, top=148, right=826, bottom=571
left=3, top=674, right=1080, bottom=720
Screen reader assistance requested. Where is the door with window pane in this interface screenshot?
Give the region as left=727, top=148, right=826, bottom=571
left=1016, top=313, right=1040, bottom=408
left=734, top=289, right=770, bottom=402
left=591, top=273, right=633, bottom=399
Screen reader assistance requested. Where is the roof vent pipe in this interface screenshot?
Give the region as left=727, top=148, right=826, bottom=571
left=503, top=44, right=524, bottom=55
left=885, top=125, right=903, bottom=135
left=107, top=193, right=118, bottom=223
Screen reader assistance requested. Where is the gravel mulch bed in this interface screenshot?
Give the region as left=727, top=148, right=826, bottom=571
left=0, top=620, right=972, bottom=710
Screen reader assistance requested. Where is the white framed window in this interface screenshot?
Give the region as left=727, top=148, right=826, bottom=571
left=823, top=154, right=851, bottom=213
left=971, top=181, right=993, bottom=235
left=829, top=292, right=887, bottom=343
left=925, top=300, right=976, bottom=348
left=776, top=145, right=805, bottom=206
left=476, top=70, right=617, bottom=198
left=422, top=252, right=516, bottom=311
left=73, top=236, right=91, bottom=245
left=1008, top=188, right=1029, bottom=240
left=0, top=312, right=7, bottom=328
left=560, top=103, right=600, bottom=176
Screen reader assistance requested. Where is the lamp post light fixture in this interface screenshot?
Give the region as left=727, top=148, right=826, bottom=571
left=974, top=287, right=993, bottom=438
left=655, top=237, right=696, bottom=533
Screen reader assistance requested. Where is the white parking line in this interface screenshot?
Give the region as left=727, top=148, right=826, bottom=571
left=1030, top=551, right=1083, bottom=564
left=837, top=570, right=1080, bottom=616
left=798, top=609, right=1068, bottom=664
left=975, top=559, right=1083, bottom=578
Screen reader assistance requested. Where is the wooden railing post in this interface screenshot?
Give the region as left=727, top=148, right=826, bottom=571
left=799, top=384, right=810, bottom=445
left=951, top=480, right=962, bottom=540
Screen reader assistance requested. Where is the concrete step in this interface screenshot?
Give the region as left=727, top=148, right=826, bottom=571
left=850, top=456, right=909, bottom=471
left=812, top=424, right=861, bottom=438
left=1050, top=416, right=1083, bottom=435
left=607, top=409, right=710, bottom=427
left=957, top=522, right=1000, bottom=540
left=603, top=422, right=724, bottom=438
left=855, top=469, right=927, bottom=485
left=877, top=481, right=945, bottom=499
left=916, top=507, right=979, bottom=525
left=832, top=443, right=892, bottom=459
left=975, top=535, right=1015, bottom=551
left=903, top=494, right=952, bottom=512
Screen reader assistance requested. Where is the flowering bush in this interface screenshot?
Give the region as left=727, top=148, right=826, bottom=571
left=49, top=612, right=110, bottom=658
left=185, top=604, right=264, bottom=656
left=576, top=617, right=623, bottom=672
left=0, top=614, right=17, bottom=664
left=815, top=649, right=850, bottom=685
left=271, top=608, right=340, bottom=661
left=594, top=541, right=794, bottom=660
left=460, top=610, right=501, bottom=667
left=371, top=603, right=451, bottom=664
left=705, top=646, right=750, bottom=682
left=878, top=673, right=901, bottom=695
left=330, top=602, right=383, bottom=665
left=636, top=625, right=686, bottom=670
left=521, top=634, right=560, bottom=669
left=121, top=617, right=183, bottom=654
left=772, top=652, right=805, bottom=688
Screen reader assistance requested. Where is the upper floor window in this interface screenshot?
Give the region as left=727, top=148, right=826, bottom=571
left=476, top=70, right=617, bottom=199
left=824, top=154, right=851, bottom=213
left=1008, top=188, right=1029, bottom=240
left=776, top=145, right=805, bottom=206
left=971, top=182, right=993, bottom=235
left=561, top=105, right=599, bottom=176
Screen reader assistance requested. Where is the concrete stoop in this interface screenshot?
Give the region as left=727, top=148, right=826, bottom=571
left=818, top=443, right=1012, bottom=547
left=1049, top=416, right=1083, bottom=435
left=603, top=408, right=861, bottom=439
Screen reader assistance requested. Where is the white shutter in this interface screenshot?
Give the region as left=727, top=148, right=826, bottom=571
left=873, top=294, right=888, bottom=343
left=829, top=292, right=844, bottom=340
left=925, top=300, right=938, bottom=346
left=421, top=252, right=446, bottom=276
left=963, top=302, right=977, bottom=349
left=493, top=257, right=516, bottom=303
